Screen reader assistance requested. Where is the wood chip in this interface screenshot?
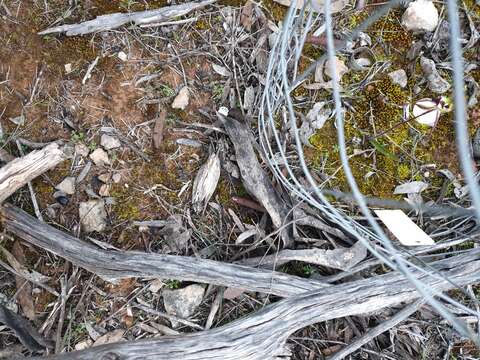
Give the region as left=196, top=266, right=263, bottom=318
left=153, top=109, right=167, bottom=149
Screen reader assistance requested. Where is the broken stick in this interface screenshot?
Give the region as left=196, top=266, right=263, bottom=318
left=0, top=143, right=65, bottom=203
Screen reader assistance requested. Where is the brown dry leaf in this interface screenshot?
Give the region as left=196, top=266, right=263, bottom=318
left=240, top=0, right=254, bottom=31
left=153, top=109, right=166, bottom=149
left=11, top=241, right=35, bottom=321
left=92, top=329, right=125, bottom=347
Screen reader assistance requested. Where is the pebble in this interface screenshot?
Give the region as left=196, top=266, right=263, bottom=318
left=75, top=143, right=90, bottom=157
left=100, top=134, right=121, bottom=150
left=79, top=200, right=107, bottom=233
left=112, top=173, right=122, bottom=183
left=163, top=284, right=205, bottom=328
left=401, top=0, right=439, bottom=32
left=420, top=57, right=451, bottom=94
left=55, top=177, right=76, bottom=195
left=89, top=148, right=110, bottom=166
left=54, top=192, right=69, bottom=206
left=388, top=69, right=408, bottom=88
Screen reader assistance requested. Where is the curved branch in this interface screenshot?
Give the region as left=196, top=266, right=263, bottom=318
left=0, top=204, right=328, bottom=298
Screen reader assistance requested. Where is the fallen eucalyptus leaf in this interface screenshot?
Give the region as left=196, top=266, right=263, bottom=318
left=394, top=181, right=429, bottom=194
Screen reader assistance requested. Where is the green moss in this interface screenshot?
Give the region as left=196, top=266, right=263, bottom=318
left=397, top=163, right=410, bottom=180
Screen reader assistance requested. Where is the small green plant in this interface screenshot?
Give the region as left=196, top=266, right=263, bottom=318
left=119, top=0, right=138, bottom=11
left=88, top=141, right=97, bottom=151
left=159, top=84, right=176, bottom=98
left=212, top=83, right=224, bottom=101
left=165, top=279, right=181, bottom=289
left=302, top=265, right=315, bottom=277
left=71, top=131, right=85, bottom=143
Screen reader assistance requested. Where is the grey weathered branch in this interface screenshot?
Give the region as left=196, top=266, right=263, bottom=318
left=0, top=205, right=328, bottom=298
left=238, top=240, right=367, bottom=271
left=31, top=245, right=480, bottom=359
left=38, top=0, right=216, bottom=36
left=0, top=143, right=65, bottom=203
left=223, top=116, right=293, bottom=247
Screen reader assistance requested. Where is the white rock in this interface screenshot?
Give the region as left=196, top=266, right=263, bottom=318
left=89, top=148, right=110, bottom=166
left=75, top=339, right=92, bottom=351
left=172, top=86, right=189, bottom=110
left=324, top=56, right=348, bottom=81
left=117, top=51, right=128, bottom=62
left=65, top=63, right=72, bottom=73
left=388, top=69, right=408, bottom=88
left=55, top=177, right=76, bottom=195
left=163, top=284, right=205, bottom=328
left=99, top=184, right=110, bottom=197
left=100, top=134, right=121, bottom=150
left=112, top=173, right=122, bottom=183
left=401, top=0, right=439, bottom=32
left=217, top=106, right=229, bottom=116
left=75, top=143, right=90, bottom=157
left=79, top=200, right=107, bottom=233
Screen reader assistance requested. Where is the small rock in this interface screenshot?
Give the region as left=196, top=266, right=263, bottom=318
left=79, top=200, right=107, bottom=233
left=172, top=86, right=189, bottom=110
left=401, top=0, right=439, bottom=32
left=163, top=284, right=205, bottom=328
left=55, top=177, right=76, bottom=195
left=89, top=148, right=110, bottom=166
left=420, top=57, right=451, bottom=94
left=65, top=63, right=73, bottom=73
left=112, top=173, right=122, bottom=183
left=324, top=56, right=348, bottom=81
left=388, top=69, right=408, bottom=88
left=149, top=279, right=164, bottom=293
left=117, top=51, right=128, bottom=62
left=98, top=173, right=111, bottom=183
left=75, top=339, right=92, bottom=351
left=54, top=191, right=69, bottom=206
left=99, top=184, right=110, bottom=197
left=100, top=134, right=121, bottom=150
left=75, top=143, right=90, bottom=157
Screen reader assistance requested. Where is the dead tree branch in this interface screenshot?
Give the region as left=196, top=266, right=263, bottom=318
left=38, top=0, right=216, bottom=36
left=1, top=205, right=328, bottom=298
left=0, top=143, right=65, bottom=203
left=30, top=248, right=480, bottom=359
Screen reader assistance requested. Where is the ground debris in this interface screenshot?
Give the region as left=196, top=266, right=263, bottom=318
left=192, top=153, right=221, bottom=213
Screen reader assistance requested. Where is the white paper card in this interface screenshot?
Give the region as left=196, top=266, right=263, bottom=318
left=374, top=209, right=434, bottom=246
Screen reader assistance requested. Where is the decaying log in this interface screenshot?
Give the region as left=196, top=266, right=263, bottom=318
left=38, top=0, right=216, bottom=36
left=0, top=205, right=328, bottom=298
left=31, top=246, right=480, bottom=359
left=0, top=143, right=65, bottom=203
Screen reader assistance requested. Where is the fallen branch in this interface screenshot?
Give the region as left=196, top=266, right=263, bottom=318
left=1, top=205, right=328, bottom=298
left=238, top=240, right=367, bottom=271
left=38, top=0, right=216, bottom=36
left=0, top=143, right=65, bottom=203
left=31, top=248, right=480, bottom=359
left=223, top=116, right=293, bottom=247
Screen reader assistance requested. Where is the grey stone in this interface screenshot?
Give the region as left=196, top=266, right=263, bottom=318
left=89, top=148, right=110, bottom=166
left=55, top=177, right=76, bottom=195
left=420, top=57, right=451, bottom=94
left=79, top=200, right=107, bottom=232
left=100, top=134, right=121, bottom=150
left=75, top=143, right=90, bottom=157
left=388, top=69, right=408, bottom=88
left=163, top=284, right=205, bottom=328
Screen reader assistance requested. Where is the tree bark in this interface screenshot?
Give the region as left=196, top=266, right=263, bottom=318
left=0, top=143, right=65, bottom=203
